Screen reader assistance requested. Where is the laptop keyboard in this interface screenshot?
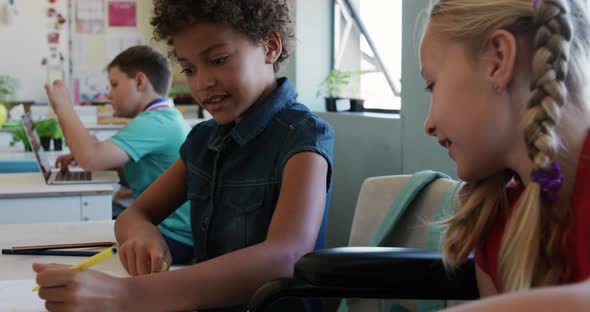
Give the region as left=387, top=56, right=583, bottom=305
left=54, top=171, right=92, bottom=182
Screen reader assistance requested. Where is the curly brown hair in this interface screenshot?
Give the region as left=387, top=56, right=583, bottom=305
left=151, top=0, right=294, bottom=73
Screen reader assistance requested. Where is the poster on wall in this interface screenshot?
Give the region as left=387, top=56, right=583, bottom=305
left=75, top=67, right=110, bottom=103
left=76, top=0, right=105, bottom=33
left=108, top=0, right=136, bottom=27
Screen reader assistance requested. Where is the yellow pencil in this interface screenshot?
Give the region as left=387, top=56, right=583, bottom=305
left=33, top=245, right=118, bottom=291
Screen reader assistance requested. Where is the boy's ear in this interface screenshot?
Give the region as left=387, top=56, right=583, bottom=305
left=484, top=29, right=517, bottom=90
left=264, top=31, right=283, bottom=65
left=135, top=72, right=149, bottom=91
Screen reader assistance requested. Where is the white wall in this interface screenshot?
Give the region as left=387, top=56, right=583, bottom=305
left=0, top=1, right=70, bottom=102
left=291, top=0, right=333, bottom=111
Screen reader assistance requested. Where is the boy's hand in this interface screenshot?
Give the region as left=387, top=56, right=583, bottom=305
left=45, top=80, right=73, bottom=113
left=54, top=153, right=76, bottom=173
left=33, top=263, right=131, bottom=312
left=119, top=235, right=172, bottom=276
left=114, top=187, right=134, bottom=200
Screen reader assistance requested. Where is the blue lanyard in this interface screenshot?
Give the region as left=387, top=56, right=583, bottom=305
left=143, top=98, right=169, bottom=111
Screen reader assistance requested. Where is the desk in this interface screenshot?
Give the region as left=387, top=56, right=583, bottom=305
left=0, top=173, right=113, bottom=224
left=0, top=146, right=114, bottom=224
left=0, top=221, right=125, bottom=311
left=0, top=221, right=125, bottom=279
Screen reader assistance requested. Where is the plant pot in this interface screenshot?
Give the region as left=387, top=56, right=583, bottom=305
left=349, top=98, right=365, bottom=112
left=53, top=138, right=63, bottom=151
left=40, top=137, right=52, bottom=151
left=325, top=97, right=341, bottom=112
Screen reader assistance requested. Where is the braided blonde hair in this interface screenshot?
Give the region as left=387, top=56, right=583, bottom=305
left=424, top=0, right=590, bottom=291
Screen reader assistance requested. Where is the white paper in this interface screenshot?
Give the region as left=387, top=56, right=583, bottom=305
left=0, top=280, right=45, bottom=312
left=106, top=32, right=145, bottom=61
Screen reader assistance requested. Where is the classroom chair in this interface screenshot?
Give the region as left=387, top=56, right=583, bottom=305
left=246, top=172, right=479, bottom=312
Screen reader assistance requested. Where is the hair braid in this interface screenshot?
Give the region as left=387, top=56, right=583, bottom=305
left=499, top=0, right=574, bottom=291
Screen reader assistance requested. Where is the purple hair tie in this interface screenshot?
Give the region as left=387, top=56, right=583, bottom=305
left=531, top=162, right=563, bottom=202
left=533, top=0, right=542, bottom=10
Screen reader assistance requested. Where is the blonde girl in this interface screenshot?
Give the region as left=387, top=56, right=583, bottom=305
left=420, top=0, right=590, bottom=296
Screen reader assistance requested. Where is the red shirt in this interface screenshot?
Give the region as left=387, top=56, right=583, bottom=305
left=476, top=133, right=590, bottom=291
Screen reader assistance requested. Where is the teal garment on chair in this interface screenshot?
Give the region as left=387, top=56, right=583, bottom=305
left=338, top=170, right=456, bottom=312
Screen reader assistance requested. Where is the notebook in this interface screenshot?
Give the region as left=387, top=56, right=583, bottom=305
left=22, top=114, right=119, bottom=185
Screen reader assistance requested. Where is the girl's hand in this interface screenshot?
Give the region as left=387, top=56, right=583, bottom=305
left=119, top=235, right=172, bottom=276
left=44, top=80, right=73, bottom=113
left=33, top=263, right=131, bottom=312
left=54, top=153, right=76, bottom=173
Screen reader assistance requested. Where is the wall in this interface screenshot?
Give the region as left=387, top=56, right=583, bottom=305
left=71, top=1, right=161, bottom=69
left=318, top=112, right=403, bottom=247
left=0, top=0, right=70, bottom=102
left=0, top=1, right=162, bottom=103
left=71, top=0, right=165, bottom=102
left=400, top=0, right=455, bottom=176
left=292, top=0, right=333, bottom=112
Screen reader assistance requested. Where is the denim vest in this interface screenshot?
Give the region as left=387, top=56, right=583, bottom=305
left=180, top=78, right=334, bottom=265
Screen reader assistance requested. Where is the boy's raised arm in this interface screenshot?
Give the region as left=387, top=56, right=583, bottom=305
left=45, top=80, right=130, bottom=171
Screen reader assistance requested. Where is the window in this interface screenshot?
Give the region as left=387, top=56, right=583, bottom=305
left=333, top=0, right=402, bottom=112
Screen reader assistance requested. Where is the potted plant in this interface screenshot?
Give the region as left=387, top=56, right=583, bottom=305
left=6, top=121, right=31, bottom=151
left=52, top=122, right=64, bottom=151
left=34, top=118, right=63, bottom=151
left=316, top=69, right=365, bottom=112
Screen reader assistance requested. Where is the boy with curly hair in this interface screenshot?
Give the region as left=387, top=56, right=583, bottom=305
left=33, top=1, right=334, bottom=311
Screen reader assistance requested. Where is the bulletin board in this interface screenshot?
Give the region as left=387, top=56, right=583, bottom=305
left=0, top=0, right=70, bottom=103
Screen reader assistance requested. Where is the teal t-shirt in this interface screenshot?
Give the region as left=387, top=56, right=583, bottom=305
left=109, top=107, right=193, bottom=246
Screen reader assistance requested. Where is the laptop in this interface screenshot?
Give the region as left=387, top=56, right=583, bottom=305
left=22, top=114, right=119, bottom=185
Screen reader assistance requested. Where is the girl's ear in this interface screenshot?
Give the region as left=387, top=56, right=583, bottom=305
left=484, top=29, right=518, bottom=91
left=264, top=31, right=283, bottom=65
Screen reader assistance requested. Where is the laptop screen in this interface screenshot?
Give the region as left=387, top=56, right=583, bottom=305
left=22, top=114, right=52, bottom=180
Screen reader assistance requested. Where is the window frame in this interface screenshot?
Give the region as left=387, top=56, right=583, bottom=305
left=332, top=0, right=401, bottom=114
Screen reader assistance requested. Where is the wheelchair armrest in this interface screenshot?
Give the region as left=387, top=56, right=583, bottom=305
left=295, top=247, right=478, bottom=300
left=247, top=247, right=478, bottom=312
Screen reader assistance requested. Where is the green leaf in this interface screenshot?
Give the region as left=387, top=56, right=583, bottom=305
left=316, top=68, right=367, bottom=98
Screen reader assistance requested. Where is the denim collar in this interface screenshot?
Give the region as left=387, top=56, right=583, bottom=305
left=208, top=77, right=297, bottom=150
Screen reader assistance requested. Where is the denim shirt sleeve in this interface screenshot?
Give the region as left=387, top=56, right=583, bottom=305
left=279, top=115, right=335, bottom=190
